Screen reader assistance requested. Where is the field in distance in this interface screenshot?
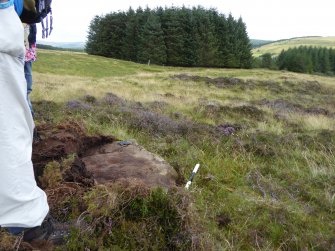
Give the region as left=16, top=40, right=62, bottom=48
left=252, top=36, right=335, bottom=57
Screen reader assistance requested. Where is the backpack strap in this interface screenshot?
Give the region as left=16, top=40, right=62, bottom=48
left=49, top=9, right=53, bottom=35
left=45, top=13, right=48, bottom=37
left=40, top=0, right=52, bottom=39
left=0, top=0, right=14, bottom=9
left=41, top=18, right=45, bottom=38
left=14, top=0, right=23, bottom=15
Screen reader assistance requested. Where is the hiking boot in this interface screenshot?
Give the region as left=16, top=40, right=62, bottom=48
left=22, top=215, right=70, bottom=245
left=23, top=215, right=54, bottom=242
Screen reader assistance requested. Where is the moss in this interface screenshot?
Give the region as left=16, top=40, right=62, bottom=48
left=39, top=161, right=62, bottom=189
left=64, top=185, right=205, bottom=250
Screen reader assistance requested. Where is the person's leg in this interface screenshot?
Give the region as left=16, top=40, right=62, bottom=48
left=6, top=215, right=55, bottom=241
left=6, top=227, right=25, bottom=235
left=24, top=61, right=34, bottom=116
left=0, top=5, right=49, bottom=229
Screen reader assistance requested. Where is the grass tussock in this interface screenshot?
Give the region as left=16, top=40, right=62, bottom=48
left=65, top=185, right=210, bottom=250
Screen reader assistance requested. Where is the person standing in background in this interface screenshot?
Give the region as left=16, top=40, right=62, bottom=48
left=23, top=23, right=37, bottom=116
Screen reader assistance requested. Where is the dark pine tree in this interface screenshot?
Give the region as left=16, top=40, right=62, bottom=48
left=193, top=7, right=220, bottom=66
left=161, top=8, right=185, bottom=66
left=137, top=14, right=167, bottom=65
left=98, top=12, right=127, bottom=59
left=235, top=17, right=252, bottom=68
left=223, top=14, right=239, bottom=67
left=122, top=7, right=139, bottom=61
left=86, top=16, right=103, bottom=55
left=178, top=6, right=197, bottom=66
left=320, top=48, right=331, bottom=73
left=260, top=53, right=273, bottom=69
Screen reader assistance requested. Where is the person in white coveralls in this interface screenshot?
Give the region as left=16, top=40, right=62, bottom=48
left=0, top=0, right=51, bottom=241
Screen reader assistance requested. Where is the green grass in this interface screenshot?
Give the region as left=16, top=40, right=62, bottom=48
left=35, top=50, right=173, bottom=78
left=252, top=36, right=335, bottom=57
left=31, top=50, right=335, bottom=250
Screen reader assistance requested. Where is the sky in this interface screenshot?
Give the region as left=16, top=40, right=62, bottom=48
left=42, top=0, right=335, bottom=42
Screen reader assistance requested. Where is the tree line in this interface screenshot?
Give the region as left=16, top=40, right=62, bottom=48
left=255, top=46, right=335, bottom=75
left=86, top=6, right=252, bottom=68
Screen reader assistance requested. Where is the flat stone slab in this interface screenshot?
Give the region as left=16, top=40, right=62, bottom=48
left=82, top=142, right=178, bottom=189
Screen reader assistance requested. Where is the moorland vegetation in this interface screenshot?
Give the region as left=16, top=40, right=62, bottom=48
left=1, top=50, right=333, bottom=250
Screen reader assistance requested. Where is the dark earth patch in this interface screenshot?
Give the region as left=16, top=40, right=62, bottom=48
left=216, top=123, right=242, bottom=136
left=66, top=100, right=92, bottom=110
left=82, top=95, right=97, bottom=104
left=200, top=103, right=265, bottom=121
left=101, top=92, right=127, bottom=107
left=32, top=121, right=115, bottom=181
left=216, top=213, right=232, bottom=229
left=258, top=99, right=332, bottom=116
left=171, top=74, right=244, bottom=88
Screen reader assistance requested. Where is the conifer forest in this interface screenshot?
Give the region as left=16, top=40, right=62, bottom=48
left=86, top=7, right=253, bottom=68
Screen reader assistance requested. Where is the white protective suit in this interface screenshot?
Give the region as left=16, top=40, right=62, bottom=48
left=0, top=5, right=49, bottom=228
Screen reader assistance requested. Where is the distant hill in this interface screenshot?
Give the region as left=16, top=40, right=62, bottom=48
left=37, top=41, right=85, bottom=50
left=37, top=43, right=85, bottom=52
left=252, top=36, right=335, bottom=57
left=250, top=39, right=274, bottom=48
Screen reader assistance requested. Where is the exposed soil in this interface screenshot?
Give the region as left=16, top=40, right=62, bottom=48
left=32, top=121, right=178, bottom=189
left=199, top=102, right=265, bottom=121
left=258, top=99, right=332, bottom=116
left=32, top=122, right=115, bottom=181
left=216, top=213, right=232, bottom=229
left=171, top=74, right=244, bottom=88
left=66, top=100, right=92, bottom=110
left=216, top=123, right=242, bottom=136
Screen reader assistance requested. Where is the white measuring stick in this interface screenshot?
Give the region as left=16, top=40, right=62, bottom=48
left=185, top=164, right=200, bottom=190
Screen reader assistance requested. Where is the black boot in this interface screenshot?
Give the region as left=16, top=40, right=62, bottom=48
left=23, top=215, right=70, bottom=245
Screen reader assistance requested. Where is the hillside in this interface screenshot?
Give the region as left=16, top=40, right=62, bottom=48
left=250, top=39, right=274, bottom=48
left=37, top=41, right=85, bottom=50
left=252, top=36, right=335, bottom=57
left=2, top=50, right=334, bottom=250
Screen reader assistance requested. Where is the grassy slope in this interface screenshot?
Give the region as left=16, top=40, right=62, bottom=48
left=250, top=39, right=274, bottom=49
left=252, top=36, right=335, bottom=57
left=32, top=50, right=335, bottom=250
